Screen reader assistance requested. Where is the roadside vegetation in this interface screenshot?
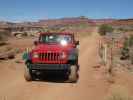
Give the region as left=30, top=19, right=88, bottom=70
left=0, top=31, right=11, bottom=46
left=117, top=26, right=133, bottom=33
left=0, top=31, right=10, bottom=41
left=98, top=24, right=114, bottom=36
left=120, top=35, right=133, bottom=64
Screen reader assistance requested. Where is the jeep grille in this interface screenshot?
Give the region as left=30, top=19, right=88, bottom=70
left=39, top=52, right=60, bottom=62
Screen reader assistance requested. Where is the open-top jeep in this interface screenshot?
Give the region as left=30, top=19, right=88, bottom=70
left=23, top=32, right=79, bottom=82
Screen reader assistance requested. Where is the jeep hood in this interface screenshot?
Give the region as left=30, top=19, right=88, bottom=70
left=33, top=44, right=73, bottom=52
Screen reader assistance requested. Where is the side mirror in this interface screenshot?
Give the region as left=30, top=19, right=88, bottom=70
left=75, top=41, right=79, bottom=45
left=34, top=41, right=39, bottom=46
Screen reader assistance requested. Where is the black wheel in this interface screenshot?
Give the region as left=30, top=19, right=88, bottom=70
left=24, top=66, right=32, bottom=81
left=68, top=65, right=78, bottom=83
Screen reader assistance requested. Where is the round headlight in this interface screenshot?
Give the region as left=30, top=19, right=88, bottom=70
left=60, top=40, right=68, bottom=46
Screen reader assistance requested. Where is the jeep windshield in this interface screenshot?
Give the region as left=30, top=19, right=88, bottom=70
left=39, top=34, right=72, bottom=45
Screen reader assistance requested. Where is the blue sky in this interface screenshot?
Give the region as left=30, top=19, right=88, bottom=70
left=0, top=0, right=133, bottom=21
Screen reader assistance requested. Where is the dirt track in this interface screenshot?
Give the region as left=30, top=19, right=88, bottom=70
left=0, top=31, right=110, bottom=100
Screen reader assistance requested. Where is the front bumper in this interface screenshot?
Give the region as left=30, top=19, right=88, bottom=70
left=28, top=63, right=70, bottom=70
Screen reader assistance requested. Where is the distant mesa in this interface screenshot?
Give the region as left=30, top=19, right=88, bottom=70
left=0, top=17, right=133, bottom=31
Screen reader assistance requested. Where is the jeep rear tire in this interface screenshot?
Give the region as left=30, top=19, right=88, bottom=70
left=69, top=65, right=78, bottom=82
left=24, top=66, right=32, bottom=81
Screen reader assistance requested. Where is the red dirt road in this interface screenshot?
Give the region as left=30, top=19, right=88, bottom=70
left=0, top=32, right=110, bottom=100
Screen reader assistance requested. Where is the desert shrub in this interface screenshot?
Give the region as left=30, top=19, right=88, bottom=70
left=128, top=35, right=133, bottom=47
left=120, top=38, right=130, bottom=60
left=120, top=35, right=133, bottom=63
left=118, top=27, right=130, bottom=32
left=21, top=32, right=28, bottom=37
left=99, top=24, right=114, bottom=36
left=118, top=26, right=133, bottom=32
left=129, top=46, right=133, bottom=64
left=130, top=47, right=133, bottom=64
left=118, top=27, right=125, bottom=32
left=121, top=47, right=129, bottom=60
left=0, top=31, right=10, bottom=41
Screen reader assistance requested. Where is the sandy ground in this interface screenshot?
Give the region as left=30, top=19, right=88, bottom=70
left=0, top=29, right=133, bottom=100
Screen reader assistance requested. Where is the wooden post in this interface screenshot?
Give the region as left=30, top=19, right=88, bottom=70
left=109, top=37, right=114, bottom=74
left=104, top=44, right=107, bottom=65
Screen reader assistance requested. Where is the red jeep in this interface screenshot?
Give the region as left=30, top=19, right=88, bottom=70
left=24, top=32, right=79, bottom=82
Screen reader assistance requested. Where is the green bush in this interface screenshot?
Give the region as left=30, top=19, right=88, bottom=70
left=120, top=38, right=130, bottom=60
left=98, top=24, right=114, bottom=36
left=120, top=35, right=133, bottom=62
left=121, top=47, right=129, bottom=60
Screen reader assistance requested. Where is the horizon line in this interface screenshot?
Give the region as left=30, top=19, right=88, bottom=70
left=0, top=16, right=133, bottom=23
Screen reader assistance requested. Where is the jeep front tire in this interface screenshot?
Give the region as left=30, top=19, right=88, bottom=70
left=69, top=65, right=78, bottom=82
left=24, top=66, right=32, bottom=81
